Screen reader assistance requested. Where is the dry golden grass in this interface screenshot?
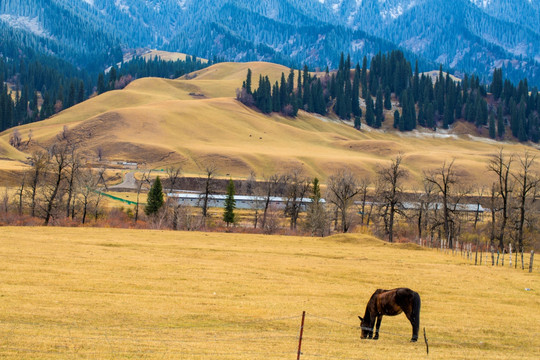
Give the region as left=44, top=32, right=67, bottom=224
left=0, top=227, right=538, bottom=359
left=0, top=61, right=539, bottom=186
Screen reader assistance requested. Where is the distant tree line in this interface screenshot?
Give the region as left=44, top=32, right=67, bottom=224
left=240, top=50, right=540, bottom=143
left=1, top=54, right=211, bottom=132
left=2, top=138, right=539, bottom=256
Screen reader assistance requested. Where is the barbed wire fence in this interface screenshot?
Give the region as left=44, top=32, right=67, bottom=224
left=1, top=312, right=432, bottom=359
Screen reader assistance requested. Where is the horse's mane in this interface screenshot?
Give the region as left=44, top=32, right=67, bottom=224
left=363, top=289, right=385, bottom=322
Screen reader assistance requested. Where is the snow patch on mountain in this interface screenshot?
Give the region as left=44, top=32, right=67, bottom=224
left=115, top=0, right=129, bottom=13
left=469, top=0, right=493, bottom=8
left=0, top=15, right=49, bottom=38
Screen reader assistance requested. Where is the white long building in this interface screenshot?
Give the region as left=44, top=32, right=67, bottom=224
left=166, top=192, right=485, bottom=215
left=166, top=192, right=315, bottom=210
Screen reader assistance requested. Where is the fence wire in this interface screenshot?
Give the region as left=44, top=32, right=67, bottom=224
left=0, top=312, right=435, bottom=359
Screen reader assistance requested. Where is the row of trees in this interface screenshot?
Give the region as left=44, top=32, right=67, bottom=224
left=240, top=50, right=540, bottom=143
left=123, top=150, right=539, bottom=254
left=2, top=143, right=538, bottom=252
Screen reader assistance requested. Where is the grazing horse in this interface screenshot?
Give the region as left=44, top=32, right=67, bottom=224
left=358, top=288, right=421, bottom=342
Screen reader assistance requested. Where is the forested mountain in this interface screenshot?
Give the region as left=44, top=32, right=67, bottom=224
left=1, top=0, right=540, bottom=86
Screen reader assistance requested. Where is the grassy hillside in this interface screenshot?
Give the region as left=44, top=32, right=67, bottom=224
left=0, top=227, right=538, bottom=359
left=0, top=61, right=538, bottom=185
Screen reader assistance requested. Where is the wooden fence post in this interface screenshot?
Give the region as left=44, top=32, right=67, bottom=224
left=509, top=244, right=512, bottom=268
left=297, top=311, right=306, bottom=360
left=530, top=251, right=535, bottom=273
left=480, top=247, right=483, bottom=265
left=491, top=246, right=495, bottom=266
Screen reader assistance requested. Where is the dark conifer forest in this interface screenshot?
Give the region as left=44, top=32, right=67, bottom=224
left=241, top=51, right=540, bottom=143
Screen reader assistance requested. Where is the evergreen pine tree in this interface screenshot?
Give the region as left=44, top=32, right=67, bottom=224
left=413, top=60, right=420, bottom=102
left=407, top=90, right=416, bottom=130
left=365, top=93, right=375, bottom=127
left=361, top=56, right=368, bottom=99
left=354, top=116, right=361, bottom=130
left=97, top=73, right=106, bottom=95
left=426, top=102, right=435, bottom=129
left=384, top=86, right=392, bottom=110
left=67, top=82, right=76, bottom=108
left=108, top=67, right=117, bottom=89
left=145, top=176, right=164, bottom=216
left=443, top=99, right=452, bottom=129
left=223, top=179, right=236, bottom=227
left=246, top=68, right=252, bottom=95
left=399, top=91, right=408, bottom=131
left=497, top=105, right=505, bottom=138
left=77, top=81, right=85, bottom=104
left=375, top=88, right=384, bottom=127
left=393, top=110, right=400, bottom=129
left=280, top=72, right=287, bottom=109
left=489, top=112, right=496, bottom=139
left=352, top=63, right=361, bottom=117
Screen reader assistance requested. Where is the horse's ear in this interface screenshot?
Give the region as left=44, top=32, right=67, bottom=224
left=358, top=316, right=363, bottom=321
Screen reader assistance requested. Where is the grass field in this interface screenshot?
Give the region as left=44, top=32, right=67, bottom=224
left=0, top=227, right=538, bottom=359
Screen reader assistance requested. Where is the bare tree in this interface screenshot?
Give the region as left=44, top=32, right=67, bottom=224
left=326, top=168, right=361, bottom=233
left=416, top=180, right=436, bottom=243
left=488, top=148, right=513, bottom=251
left=305, top=177, right=330, bottom=236
left=284, top=168, right=311, bottom=230
left=96, top=147, right=104, bottom=162
left=26, top=151, right=48, bottom=217
left=357, top=178, right=371, bottom=225
left=488, top=182, right=497, bottom=251
left=25, top=129, right=33, bottom=147
left=65, top=147, right=81, bottom=219
left=424, top=160, right=458, bottom=248
left=134, top=170, right=151, bottom=222
left=1, top=188, right=8, bottom=214
left=166, top=166, right=183, bottom=195
left=200, top=163, right=218, bottom=225
left=263, top=204, right=281, bottom=234
left=42, top=143, right=70, bottom=225
left=260, top=173, right=285, bottom=229
left=376, top=155, right=407, bottom=242
left=77, top=168, right=101, bottom=224
left=15, top=173, right=27, bottom=215
left=513, top=152, right=539, bottom=254
left=9, top=129, right=22, bottom=148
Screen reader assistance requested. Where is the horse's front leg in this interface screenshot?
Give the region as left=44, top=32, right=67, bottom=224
left=373, top=316, right=382, bottom=340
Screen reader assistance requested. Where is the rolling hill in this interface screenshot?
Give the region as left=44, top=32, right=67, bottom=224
left=0, top=61, right=538, bottom=186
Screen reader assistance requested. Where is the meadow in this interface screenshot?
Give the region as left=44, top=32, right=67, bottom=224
left=0, top=227, right=538, bottom=359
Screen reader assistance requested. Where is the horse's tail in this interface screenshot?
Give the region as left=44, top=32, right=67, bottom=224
left=411, top=291, right=421, bottom=339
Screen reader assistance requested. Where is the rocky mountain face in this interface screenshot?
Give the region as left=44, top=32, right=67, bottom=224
left=1, top=0, right=539, bottom=84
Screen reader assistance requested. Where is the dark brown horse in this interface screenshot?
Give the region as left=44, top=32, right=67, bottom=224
left=358, top=288, right=421, bottom=342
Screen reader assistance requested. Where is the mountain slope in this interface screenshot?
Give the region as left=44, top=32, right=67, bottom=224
left=3, top=0, right=539, bottom=85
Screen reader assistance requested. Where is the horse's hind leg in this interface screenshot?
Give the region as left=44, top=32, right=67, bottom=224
left=373, top=316, right=382, bottom=340
left=405, top=311, right=419, bottom=342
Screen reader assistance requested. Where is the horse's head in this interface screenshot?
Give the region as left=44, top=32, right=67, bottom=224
left=358, top=316, right=373, bottom=339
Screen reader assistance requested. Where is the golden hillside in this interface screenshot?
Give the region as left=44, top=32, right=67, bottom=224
left=0, top=61, right=538, bottom=185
